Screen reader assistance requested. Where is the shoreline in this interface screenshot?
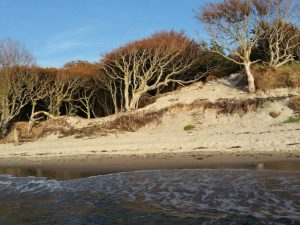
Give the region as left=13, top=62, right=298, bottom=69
left=0, top=150, right=300, bottom=180
left=0, top=81, right=299, bottom=179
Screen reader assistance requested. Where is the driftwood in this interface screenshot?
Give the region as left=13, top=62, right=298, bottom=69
left=27, top=111, right=56, bottom=133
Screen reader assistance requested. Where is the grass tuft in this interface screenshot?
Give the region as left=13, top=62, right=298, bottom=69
left=184, top=124, right=195, bottom=131
left=74, top=134, right=84, bottom=139
left=284, top=116, right=300, bottom=123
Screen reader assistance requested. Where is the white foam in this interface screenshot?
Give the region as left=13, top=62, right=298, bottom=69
left=1, top=169, right=299, bottom=219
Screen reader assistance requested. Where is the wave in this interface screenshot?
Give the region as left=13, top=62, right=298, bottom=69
left=0, top=169, right=300, bottom=224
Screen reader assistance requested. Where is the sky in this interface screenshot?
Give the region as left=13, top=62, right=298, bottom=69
left=0, top=0, right=212, bottom=68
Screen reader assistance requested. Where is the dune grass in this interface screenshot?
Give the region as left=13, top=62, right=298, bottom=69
left=253, top=63, right=300, bottom=91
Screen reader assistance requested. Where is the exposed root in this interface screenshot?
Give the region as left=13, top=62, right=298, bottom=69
left=27, top=111, right=57, bottom=133
left=103, top=109, right=167, bottom=132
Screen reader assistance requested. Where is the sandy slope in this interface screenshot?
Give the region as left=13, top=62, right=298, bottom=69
left=0, top=78, right=299, bottom=167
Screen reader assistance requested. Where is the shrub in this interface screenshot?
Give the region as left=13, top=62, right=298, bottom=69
left=253, top=63, right=300, bottom=91
left=198, top=41, right=240, bottom=79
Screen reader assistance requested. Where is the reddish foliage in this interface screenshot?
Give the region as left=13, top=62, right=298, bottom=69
left=59, top=60, right=99, bottom=79
left=200, top=0, right=254, bottom=24
left=103, top=31, right=198, bottom=60
left=2, top=65, right=33, bottom=75
left=35, top=67, right=58, bottom=77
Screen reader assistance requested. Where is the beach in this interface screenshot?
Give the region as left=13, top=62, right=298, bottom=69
left=0, top=79, right=299, bottom=173
left=0, top=79, right=300, bottom=225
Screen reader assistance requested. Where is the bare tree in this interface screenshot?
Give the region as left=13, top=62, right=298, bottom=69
left=102, top=47, right=201, bottom=110
left=26, top=69, right=54, bottom=132
left=95, top=73, right=122, bottom=113
left=0, top=40, right=35, bottom=138
left=0, top=39, right=34, bottom=68
left=27, top=69, right=51, bottom=118
left=100, top=32, right=201, bottom=111
left=0, top=70, right=31, bottom=137
left=43, top=74, right=82, bottom=117
left=58, top=60, right=99, bottom=117
left=256, top=0, right=300, bottom=67
left=77, top=88, right=95, bottom=119
left=196, top=0, right=265, bottom=92
left=75, top=78, right=97, bottom=119
left=96, top=91, right=115, bottom=116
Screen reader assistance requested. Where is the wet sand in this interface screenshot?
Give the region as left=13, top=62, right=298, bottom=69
left=1, top=151, right=300, bottom=180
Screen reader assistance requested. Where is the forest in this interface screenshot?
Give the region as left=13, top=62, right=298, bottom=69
left=0, top=0, right=299, bottom=138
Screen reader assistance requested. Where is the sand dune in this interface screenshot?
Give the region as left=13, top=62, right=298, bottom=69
left=0, top=78, right=299, bottom=168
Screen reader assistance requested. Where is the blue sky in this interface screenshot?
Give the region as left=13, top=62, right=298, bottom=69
left=0, top=0, right=211, bottom=68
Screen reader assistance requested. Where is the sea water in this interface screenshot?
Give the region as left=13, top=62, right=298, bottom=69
left=0, top=169, right=299, bottom=224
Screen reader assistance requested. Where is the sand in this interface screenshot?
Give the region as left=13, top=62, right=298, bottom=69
left=0, top=78, right=299, bottom=171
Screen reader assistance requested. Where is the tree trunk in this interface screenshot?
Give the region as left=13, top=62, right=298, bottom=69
left=30, top=102, right=36, bottom=120
left=129, top=92, right=143, bottom=109
left=0, top=122, right=9, bottom=139
left=27, top=111, right=56, bottom=133
left=245, top=63, right=255, bottom=93
left=86, top=105, right=91, bottom=119
left=112, top=92, right=119, bottom=114
left=124, top=79, right=130, bottom=111
left=13, top=129, right=20, bottom=146
left=56, top=107, right=61, bottom=117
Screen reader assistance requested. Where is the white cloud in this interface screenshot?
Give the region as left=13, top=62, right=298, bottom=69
left=43, top=26, right=103, bottom=54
